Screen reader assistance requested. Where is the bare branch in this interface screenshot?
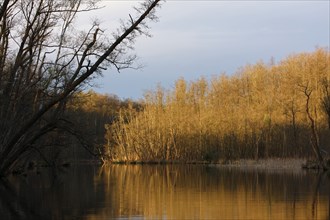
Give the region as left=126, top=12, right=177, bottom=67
left=0, top=0, right=163, bottom=176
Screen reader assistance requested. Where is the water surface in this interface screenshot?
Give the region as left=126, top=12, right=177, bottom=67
left=0, top=164, right=329, bottom=220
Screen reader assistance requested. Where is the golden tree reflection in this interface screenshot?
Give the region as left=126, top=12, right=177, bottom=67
left=87, top=165, right=330, bottom=220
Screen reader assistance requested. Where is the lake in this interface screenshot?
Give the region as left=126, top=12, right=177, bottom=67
left=0, top=164, right=329, bottom=220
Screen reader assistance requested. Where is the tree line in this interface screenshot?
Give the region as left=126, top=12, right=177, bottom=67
left=104, top=48, right=330, bottom=164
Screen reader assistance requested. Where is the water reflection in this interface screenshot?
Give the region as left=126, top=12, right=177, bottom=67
left=0, top=165, right=329, bottom=220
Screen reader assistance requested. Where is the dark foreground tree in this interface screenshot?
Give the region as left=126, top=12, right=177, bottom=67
left=0, top=0, right=162, bottom=177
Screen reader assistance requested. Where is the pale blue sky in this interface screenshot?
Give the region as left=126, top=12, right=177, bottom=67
left=83, top=0, right=329, bottom=99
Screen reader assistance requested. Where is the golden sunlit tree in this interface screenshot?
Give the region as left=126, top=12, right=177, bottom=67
left=106, top=48, right=330, bottom=163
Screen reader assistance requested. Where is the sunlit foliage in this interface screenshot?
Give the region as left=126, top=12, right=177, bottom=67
left=105, top=48, right=330, bottom=162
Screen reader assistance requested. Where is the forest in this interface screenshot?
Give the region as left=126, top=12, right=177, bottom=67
left=103, top=48, right=330, bottom=163
left=2, top=48, right=329, bottom=173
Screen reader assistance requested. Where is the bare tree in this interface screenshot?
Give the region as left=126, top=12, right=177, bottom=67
left=0, top=0, right=162, bottom=176
left=301, top=84, right=326, bottom=169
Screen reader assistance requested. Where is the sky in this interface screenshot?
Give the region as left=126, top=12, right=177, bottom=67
left=79, top=0, right=330, bottom=100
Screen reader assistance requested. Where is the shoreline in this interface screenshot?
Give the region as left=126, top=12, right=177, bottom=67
left=102, top=158, right=308, bottom=171
left=10, top=158, right=315, bottom=177
left=213, top=158, right=306, bottom=172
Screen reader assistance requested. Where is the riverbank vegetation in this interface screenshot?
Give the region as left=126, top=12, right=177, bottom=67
left=31, top=91, right=141, bottom=164
left=104, top=48, right=330, bottom=164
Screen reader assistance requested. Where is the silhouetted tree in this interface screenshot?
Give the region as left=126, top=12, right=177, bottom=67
left=0, top=0, right=162, bottom=176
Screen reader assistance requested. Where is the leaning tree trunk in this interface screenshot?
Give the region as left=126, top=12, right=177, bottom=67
left=0, top=0, right=162, bottom=177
